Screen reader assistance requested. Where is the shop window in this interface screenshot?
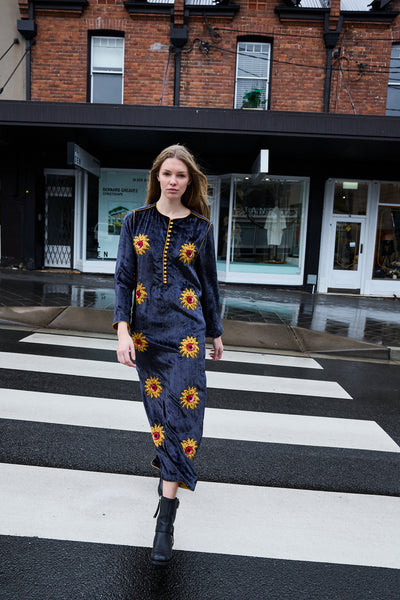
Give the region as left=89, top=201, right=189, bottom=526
left=234, top=41, right=271, bottom=110
left=90, top=36, right=124, bottom=104
left=386, top=45, right=400, bottom=116
left=86, top=169, right=148, bottom=261
left=218, top=175, right=308, bottom=278
left=373, top=183, right=400, bottom=279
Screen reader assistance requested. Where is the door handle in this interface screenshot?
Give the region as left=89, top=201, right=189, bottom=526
left=360, top=244, right=363, bottom=254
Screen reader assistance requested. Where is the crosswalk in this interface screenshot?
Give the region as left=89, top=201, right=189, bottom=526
left=1, top=329, right=400, bottom=590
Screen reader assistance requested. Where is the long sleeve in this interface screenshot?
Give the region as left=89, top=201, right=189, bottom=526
left=196, top=224, right=224, bottom=338
left=112, top=212, right=137, bottom=329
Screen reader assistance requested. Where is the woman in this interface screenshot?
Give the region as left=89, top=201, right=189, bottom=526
left=113, top=144, right=224, bottom=566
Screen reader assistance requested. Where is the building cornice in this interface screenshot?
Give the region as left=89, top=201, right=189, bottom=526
left=1, top=101, right=400, bottom=142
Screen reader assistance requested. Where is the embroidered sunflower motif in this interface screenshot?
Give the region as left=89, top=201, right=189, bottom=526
left=180, top=386, right=200, bottom=410
left=135, top=283, right=147, bottom=305
left=179, top=242, right=196, bottom=265
left=145, top=376, right=163, bottom=398
left=151, top=424, right=165, bottom=447
left=131, top=332, right=148, bottom=352
left=179, top=336, right=199, bottom=358
left=133, top=233, right=150, bottom=255
left=180, top=288, right=198, bottom=311
left=181, top=438, right=198, bottom=460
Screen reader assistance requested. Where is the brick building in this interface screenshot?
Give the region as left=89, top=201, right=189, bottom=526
left=1, top=0, right=400, bottom=295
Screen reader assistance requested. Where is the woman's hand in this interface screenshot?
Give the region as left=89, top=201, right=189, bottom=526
left=117, top=322, right=136, bottom=368
left=210, top=336, right=223, bottom=361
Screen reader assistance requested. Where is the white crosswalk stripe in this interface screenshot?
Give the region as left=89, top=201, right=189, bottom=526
left=0, top=351, right=351, bottom=398
left=0, top=388, right=397, bottom=451
left=20, top=333, right=323, bottom=369
left=2, top=462, right=399, bottom=569
left=0, top=333, right=399, bottom=576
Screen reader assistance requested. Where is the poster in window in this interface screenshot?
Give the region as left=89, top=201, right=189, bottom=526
left=97, top=170, right=148, bottom=259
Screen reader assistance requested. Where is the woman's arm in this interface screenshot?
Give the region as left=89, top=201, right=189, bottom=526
left=196, top=224, right=224, bottom=354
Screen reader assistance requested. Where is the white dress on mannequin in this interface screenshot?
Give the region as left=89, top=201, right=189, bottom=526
left=264, top=206, right=286, bottom=246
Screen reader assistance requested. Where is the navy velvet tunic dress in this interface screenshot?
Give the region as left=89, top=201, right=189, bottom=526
left=113, top=203, right=223, bottom=491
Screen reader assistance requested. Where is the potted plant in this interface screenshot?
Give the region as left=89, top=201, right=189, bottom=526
left=242, top=89, right=266, bottom=109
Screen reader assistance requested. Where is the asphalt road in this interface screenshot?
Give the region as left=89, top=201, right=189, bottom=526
left=0, top=326, right=399, bottom=600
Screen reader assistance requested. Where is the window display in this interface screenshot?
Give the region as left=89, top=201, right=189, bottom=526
left=217, top=175, right=308, bottom=277
left=373, top=183, right=400, bottom=279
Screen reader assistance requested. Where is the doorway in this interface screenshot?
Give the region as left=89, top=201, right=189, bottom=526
left=44, top=172, right=75, bottom=268
left=318, top=180, right=370, bottom=294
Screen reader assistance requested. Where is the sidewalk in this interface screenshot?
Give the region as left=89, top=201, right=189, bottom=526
left=1, top=267, right=400, bottom=359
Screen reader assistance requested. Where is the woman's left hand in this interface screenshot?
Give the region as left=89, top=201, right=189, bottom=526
left=210, top=336, right=223, bottom=361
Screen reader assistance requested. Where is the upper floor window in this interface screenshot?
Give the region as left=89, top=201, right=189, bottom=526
left=386, top=45, right=400, bottom=116
left=90, top=36, right=124, bottom=104
left=234, top=41, right=271, bottom=110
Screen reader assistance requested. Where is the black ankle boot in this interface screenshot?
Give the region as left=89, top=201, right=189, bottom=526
left=151, top=496, right=179, bottom=566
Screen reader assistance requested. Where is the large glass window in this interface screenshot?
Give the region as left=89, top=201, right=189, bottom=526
left=386, top=45, right=400, bottom=116
left=217, top=175, right=308, bottom=278
left=86, top=170, right=149, bottom=261
left=373, top=183, right=400, bottom=279
left=235, top=41, right=271, bottom=110
left=90, top=36, right=124, bottom=104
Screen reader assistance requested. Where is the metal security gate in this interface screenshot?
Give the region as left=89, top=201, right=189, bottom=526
left=44, top=173, right=75, bottom=268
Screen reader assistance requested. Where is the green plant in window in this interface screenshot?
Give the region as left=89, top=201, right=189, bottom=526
left=242, top=89, right=266, bottom=109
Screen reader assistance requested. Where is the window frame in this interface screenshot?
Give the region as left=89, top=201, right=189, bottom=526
left=234, top=37, right=272, bottom=111
left=87, top=31, right=125, bottom=104
left=386, top=44, right=400, bottom=116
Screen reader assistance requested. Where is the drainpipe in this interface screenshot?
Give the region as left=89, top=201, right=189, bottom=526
left=323, top=13, right=343, bottom=113
left=17, top=1, right=37, bottom=100
left=171, top=0, right=188, bottom=106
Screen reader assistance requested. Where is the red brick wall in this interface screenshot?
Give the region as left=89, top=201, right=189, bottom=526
left=23, top=0, right=400, bottom=115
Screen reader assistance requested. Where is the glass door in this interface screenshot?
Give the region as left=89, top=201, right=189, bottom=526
left=327, top=217, right=366, bottom=291
left=319, top=180, right=369, bottom=293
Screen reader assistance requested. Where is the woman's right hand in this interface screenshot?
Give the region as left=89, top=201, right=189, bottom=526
left=117, top=322, right=136, bottom=368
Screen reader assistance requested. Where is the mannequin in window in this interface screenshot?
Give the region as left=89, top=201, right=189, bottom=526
left=264, top=203, right=286, bottom=261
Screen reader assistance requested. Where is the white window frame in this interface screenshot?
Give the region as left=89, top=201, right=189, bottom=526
left=90, top=36, right=124, bottom=104
left=234, top=41, right=271, bottom=110
left=386, top=44, right=400, bottom=116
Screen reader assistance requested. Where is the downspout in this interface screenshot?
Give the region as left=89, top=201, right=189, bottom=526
left=171, top=0, right=188, bottom=106
left=323, top=13, right=343, bottom=112
left=17, top=0, right=37, bottom=100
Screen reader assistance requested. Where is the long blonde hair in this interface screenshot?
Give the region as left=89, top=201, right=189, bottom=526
left=145, top=144, right=210, bottom=219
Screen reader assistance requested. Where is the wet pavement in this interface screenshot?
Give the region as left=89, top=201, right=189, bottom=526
left=1, top=267, right=400, bottom=349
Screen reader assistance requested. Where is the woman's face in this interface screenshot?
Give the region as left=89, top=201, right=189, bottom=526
left=157, top=157, right=191, bottom=203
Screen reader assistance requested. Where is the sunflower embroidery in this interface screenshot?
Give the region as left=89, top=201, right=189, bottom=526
left=180, top=386, right=200, bottom=410
left=135, top=283, right=147, bottom=305
left=151, top=424, right=165, bottom=447
left=131, top=331, right=148, bottom=352
left=179, top=242, right=196, bottom=265
left=133, top=233, right=150, bottom=255
left=180, top=288, right=198, bottom=311
left=181, top=438, right=198, bottom=460
left=179, top=335, right=199, bottom=358
left=145, top=376, right=163, bottom=398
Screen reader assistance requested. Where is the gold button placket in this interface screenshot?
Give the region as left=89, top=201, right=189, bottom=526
left=163, top=220, right=173, bottom=284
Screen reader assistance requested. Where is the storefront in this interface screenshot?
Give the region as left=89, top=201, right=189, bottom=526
left=2, top=101, right=400, bottom=297
left=318, top=179, right=400, bottom=296
left=46, top=163, right=310, bottom=285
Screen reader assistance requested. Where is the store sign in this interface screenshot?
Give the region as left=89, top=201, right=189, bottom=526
left=96, top=170, right=149, bottom=259
left=67, top=142, right=101, bottom=178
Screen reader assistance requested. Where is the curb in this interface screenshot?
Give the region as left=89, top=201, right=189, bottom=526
left=0, top=305, right=389, bottom=359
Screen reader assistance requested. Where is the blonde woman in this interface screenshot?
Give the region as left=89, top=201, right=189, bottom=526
left=113, top=144, right=223, bottom=566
